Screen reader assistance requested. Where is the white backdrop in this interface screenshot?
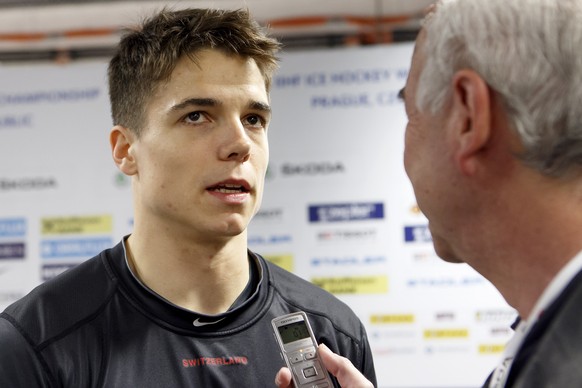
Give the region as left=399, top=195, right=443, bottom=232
left=0, top=43, right=515, bottom=387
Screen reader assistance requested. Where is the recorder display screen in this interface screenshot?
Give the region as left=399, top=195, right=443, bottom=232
left=278, top=321, right=310, bottom=344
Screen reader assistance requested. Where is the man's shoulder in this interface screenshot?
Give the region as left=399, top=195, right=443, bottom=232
left=513, top=271, right=582, bottom=386
left=544, top=269, right=582, bottom=335
left=264, top=258, right=338, bottom=298
left=1, top=248, right=119, bottom=346
left=262, top=257, right=362, bottom=330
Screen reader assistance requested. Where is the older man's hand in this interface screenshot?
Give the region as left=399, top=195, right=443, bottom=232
left=274, top=343, right=374, bottom=388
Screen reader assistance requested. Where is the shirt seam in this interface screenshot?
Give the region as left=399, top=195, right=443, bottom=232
left=0, top=311, right=58, bottom=386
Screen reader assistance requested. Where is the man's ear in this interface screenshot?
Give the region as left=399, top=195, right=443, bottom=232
left=450, top=69, right=493, bottom=176
left=110, top=125, right=138, bottom=176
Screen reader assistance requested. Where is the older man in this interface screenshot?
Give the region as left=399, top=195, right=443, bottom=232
left=278, top=0, right=582, bottom=387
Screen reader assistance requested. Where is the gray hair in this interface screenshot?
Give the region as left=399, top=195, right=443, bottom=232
left=417, top=0, right=582, bottom=177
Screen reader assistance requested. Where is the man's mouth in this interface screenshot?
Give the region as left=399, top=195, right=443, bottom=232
left=208, top=183, right=249, bottom=194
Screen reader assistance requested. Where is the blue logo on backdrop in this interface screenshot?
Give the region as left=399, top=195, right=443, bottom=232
left=309, top=203, right=384, bottom=223
left=42, top=263, right=78, bottom=281
left=0, top=243, right=25, bottom=259
left=0, top=218, right=26, bottom=237
left=247, top=234, right=292, bottom=246
left=407, top=276, right=485, bottom=288
left=404, top=225, right=432, bottom=243
left=0, top=88, right=100, bottom=107
left=0, top=114, right=33, bottom=129
left=41, top=237, right=112, bottom=259
left=311, top=255, right=387, bottom=267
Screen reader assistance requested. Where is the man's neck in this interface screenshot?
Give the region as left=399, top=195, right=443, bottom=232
left=476, top=179, right=582, bottom=319
left=124, top=231, right=251, bottom=315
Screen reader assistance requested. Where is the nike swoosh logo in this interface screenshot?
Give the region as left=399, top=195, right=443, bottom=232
left=192, top=317, right=226, bottom=327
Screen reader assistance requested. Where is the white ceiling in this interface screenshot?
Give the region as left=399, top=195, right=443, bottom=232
left=0, top=0, right=431, bottom=56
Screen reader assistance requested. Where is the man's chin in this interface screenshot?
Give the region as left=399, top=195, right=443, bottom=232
left=432, top=240, right=464, bottom=264
left=439, top=256, right=465, bottom=264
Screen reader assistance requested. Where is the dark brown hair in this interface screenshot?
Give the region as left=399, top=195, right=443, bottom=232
left=108, top=8, right=281, bottom=135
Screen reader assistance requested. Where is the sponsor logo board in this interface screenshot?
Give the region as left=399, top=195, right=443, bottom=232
left=309, top=202, right=384, bottom=223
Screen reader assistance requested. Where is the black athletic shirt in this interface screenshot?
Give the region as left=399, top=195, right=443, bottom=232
left=0, top=240, right=377, bottom=387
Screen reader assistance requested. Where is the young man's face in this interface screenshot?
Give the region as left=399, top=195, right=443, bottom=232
left=128, top=49, right=271, bottom=242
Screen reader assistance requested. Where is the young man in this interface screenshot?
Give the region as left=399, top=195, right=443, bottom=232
left=277, top=0, right=582, bottom=387
left=0, top=9, right=376, bottom=387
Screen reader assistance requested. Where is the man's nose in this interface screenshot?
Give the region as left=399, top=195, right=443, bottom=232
left=218, top=119, right=252, bottom=162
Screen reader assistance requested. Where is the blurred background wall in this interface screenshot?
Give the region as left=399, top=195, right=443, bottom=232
left=0, top=1, right=515, bottom=387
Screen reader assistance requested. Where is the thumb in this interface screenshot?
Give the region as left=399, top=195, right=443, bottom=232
left=274, top=367, right=293, bottom=388
left=318, top=343, right=374, bottom=388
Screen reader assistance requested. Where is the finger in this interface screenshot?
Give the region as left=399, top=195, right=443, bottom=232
left=318, top=344, right=374, bottom=388
left=275, top=367, right=293, bottom=388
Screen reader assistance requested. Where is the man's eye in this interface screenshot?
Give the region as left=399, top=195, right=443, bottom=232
left=244, top=114, right=265, bottom=127
left=185, top=111, right=205, bottom=124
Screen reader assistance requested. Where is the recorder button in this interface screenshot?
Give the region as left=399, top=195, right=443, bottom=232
left=304, top=350, right=316, bottom=360
left=303, top=366, right=317, bottom=378
left=289, top=352, right=304, bottom=364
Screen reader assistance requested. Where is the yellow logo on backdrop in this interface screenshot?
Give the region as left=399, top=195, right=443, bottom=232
left=478, top=344, right=505, bottom=354
left=264, top=254, right=294, bottom=272
left=311, top=275, right=388, bottom=294
left=370, top=314, right=415, bottom=324
left=423, top=329, right=469, bottom=339
left=42, top=215, right=112, bottom=235
left=410, top=203, right=422, bottom=215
